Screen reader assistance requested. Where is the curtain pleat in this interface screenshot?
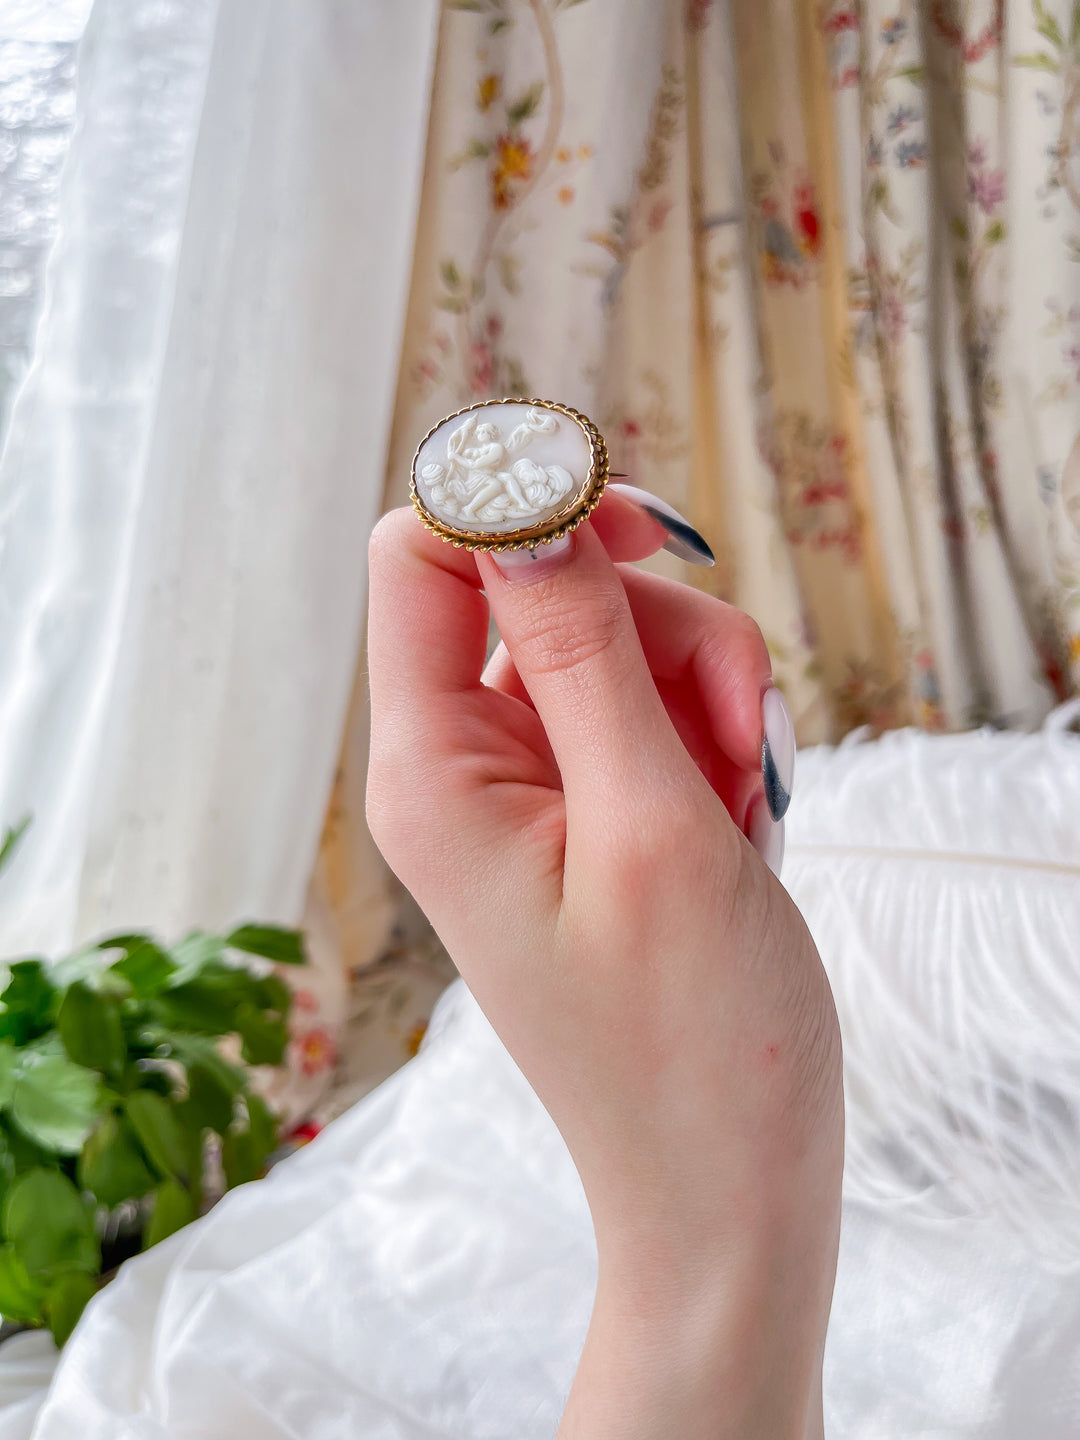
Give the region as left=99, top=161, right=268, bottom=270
left=315, top=0, right=1080, bottom=1010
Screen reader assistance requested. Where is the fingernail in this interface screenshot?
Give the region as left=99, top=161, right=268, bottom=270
left=608, top=483, right=715, bottom=567
left=489, top=532, right=574, bottom=581
left=747, top=794, right=785, bottom=877
left=761, top=685, right=795, bottom=822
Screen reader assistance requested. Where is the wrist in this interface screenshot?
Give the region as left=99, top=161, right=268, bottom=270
left=559, top=1262, right=828, bottom=1440
left=558, top=1173, right=839, bottom=1440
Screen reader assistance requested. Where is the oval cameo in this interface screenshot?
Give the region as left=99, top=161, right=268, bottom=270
left=411, top=399, right=606, bottom=548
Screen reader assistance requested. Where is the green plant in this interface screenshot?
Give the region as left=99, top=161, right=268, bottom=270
left=0, top=819, right=306, bottom=1344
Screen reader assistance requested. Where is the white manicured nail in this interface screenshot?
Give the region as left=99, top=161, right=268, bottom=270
left=489, top=533, right=574, bottom=580
left=762, top=685, right=795, bottom=822
left=608, top=483, right=715, bottom=567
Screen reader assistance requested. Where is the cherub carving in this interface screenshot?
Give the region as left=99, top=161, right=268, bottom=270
left=420, top=408, right=575, bottom=523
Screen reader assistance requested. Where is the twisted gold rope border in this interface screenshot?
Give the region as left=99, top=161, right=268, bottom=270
left=409, top=397, right=609, bottom=553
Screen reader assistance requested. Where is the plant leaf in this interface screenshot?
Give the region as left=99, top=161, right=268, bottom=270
left=447, top=140, right=492, bottom=172
left=11, top=1050, right=102, bottom=1154
left=125, top=1091, right=188, bottom=1179
left=0, top=961, right=57, bottom=1046
left=1034, top=0, right=1064, bottom=47
left=183, top=1062, right=236, bottom=1135
left=168, top=931, right=226, bottom=984
left=4, top=1169, right=98, bottom=1278
left=222, top=1092, right=279, bottom=1189
left=245, top=1092, right=277, bottom=1159
left=0, top=1243, right=45, bottom=1324
left=151, top=976, right=247, bottom=1036
left=78, top=1112, right=157, bottom=1209
left=57, top=982, right=125, bottom=1076
left=0, top=1044, right=17, bottom=1110
left=1014, top=50, right=1060, bottom=71
left=0, top=818, right=30, bottom=880
left=506, top=80, right=544, bottom=127
left=45, top=1269, right=97, bottom=1347
left=234, top=1003, right=288, bottom=1067
left=0, top=1116, right=56, bottom=1175
left=254, top=974, right=292, bottom=1016
left=94, top=932, right=151, bottom=952
left=124, top=1064, right=172, bottom=1097
left=221, top=1127, right=261, bottom=1188
left=49, top=946, right=111, bottom=992
left=141, top=1029, right=246, bottom=1097
left=144, top=1179, right=196, bottom=1250
left=110, top=940, right=175, bottom=997
left=168, top=1101, right=208, bottom=1211
left=225, top=926, right=306, bottom=966
left=0, top=1131, right=14, bottom=1216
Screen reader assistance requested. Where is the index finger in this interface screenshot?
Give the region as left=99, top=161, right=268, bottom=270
left=366, top=508, right=489, bottom=735
left=366, top=491, right=680, bottom=730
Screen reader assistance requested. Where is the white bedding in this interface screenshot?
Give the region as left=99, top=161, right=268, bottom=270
left=3, top=719, right=1079, bottom=1438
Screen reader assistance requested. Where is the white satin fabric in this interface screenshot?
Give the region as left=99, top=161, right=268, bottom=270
left=0, top=721, right=1077, bottom=1438
left=0, top=0, right=438, bottom=954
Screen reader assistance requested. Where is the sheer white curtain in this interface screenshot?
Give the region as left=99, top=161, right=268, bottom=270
left=0, top=1, right=438, bottom=958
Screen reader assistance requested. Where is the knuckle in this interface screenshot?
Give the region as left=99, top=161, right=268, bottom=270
left=599, top=797, right=720, bottom=896
left=701, top=608, right=769, bottom=676
left=512, top=582, right=625, bottom=680
left=736, top=611, right=769, bottom=665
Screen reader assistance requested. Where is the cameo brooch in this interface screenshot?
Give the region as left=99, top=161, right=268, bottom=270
left=410, top=398, right=608, bottom=552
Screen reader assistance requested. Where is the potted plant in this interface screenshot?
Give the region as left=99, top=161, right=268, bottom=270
left=0, top=819, right=306, bottom=1345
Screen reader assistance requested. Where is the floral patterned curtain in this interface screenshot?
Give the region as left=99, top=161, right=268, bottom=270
left=310, top=0, right=1080, bottom=995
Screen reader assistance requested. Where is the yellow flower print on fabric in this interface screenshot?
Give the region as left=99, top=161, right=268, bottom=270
left=492, top=133, right=534, bottom=209
left=477, top=73, right=501, bottom=111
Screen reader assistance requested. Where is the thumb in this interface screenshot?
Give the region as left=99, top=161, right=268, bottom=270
left=475, top=522, right=696, bottom=817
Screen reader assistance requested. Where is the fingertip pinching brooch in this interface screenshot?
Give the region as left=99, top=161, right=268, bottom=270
left=410, top=398, right=608, bottom=553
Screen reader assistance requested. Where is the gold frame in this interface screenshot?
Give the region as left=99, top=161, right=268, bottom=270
left=409, top=397, right=609, bottom=552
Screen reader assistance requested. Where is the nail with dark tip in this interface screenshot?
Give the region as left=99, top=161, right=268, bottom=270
left=608, top=482, right=715, bottom=567
left=761, top=685, right=795, bottom=822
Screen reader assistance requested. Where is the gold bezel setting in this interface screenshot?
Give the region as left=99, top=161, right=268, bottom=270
left=409, top=397, right=609, bottom=552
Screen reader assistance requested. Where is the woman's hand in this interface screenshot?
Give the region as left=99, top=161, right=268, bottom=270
left=365, top=491, right=843, bottom=1440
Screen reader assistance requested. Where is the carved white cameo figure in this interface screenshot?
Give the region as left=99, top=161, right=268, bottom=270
left=413, top=402, right=595, bottom=536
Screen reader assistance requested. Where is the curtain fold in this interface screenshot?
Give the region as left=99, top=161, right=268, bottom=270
left=377, top=0, right=1080, bottom=730
left=317, top=0, right=1080, bottom=995
left=3, top=0, right=1079, bottom=1110
left=0, top=0, right=440, bottom=1107
left=0, top=0, right=222, bottom=955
